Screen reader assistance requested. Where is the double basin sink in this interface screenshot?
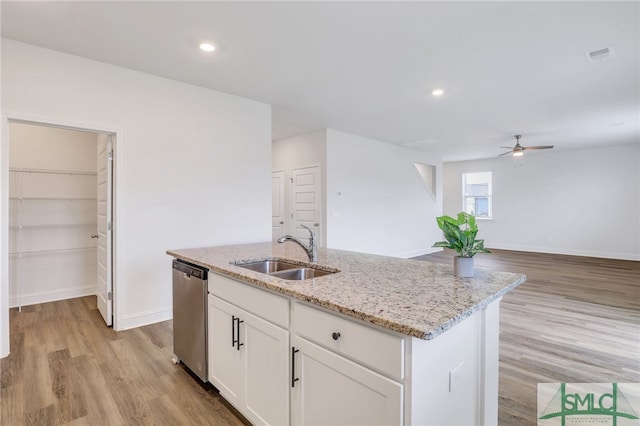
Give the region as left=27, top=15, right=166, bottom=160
left=233, top=259, right=338, bottom=281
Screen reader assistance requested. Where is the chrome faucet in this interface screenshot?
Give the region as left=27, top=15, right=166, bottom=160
left=277, top=225, right=318, bottom=263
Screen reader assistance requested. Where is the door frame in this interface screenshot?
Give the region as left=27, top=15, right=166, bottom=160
left=0, top=113, right=122, bottom=357
left=271, top=169, right=286, bottom=241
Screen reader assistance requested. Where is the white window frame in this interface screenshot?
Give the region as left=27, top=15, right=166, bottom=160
left=462, top=171, right=493, bottom=219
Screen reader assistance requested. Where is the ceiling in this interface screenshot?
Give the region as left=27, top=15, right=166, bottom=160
left=2, top=1, right=638, bottom=161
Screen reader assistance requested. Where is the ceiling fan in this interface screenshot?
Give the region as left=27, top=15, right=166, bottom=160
left=500, top=134, right=554, bottom=157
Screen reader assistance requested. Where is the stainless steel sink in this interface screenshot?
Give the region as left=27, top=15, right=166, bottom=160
left=270, top=267, right=335, bottom=280
left=232, top=259, right=339, bottom=281
left=234, top=260, right=300, bottom=274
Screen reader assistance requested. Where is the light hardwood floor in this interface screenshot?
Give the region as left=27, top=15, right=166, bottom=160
left=1, top=249, right=638, bottom=425
left=1, top=296, right=248, bottom=426
left=416, top=249, right=640, bottom=424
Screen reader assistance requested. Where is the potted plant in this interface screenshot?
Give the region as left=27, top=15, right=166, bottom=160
left=432, top=212, right=490, bottom=277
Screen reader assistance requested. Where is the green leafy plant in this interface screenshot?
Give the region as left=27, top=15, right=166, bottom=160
left=432, top=212, right=491, bottom=258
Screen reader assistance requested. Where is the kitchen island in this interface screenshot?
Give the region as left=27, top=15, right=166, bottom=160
left=168, top=242, right=526, bottom=426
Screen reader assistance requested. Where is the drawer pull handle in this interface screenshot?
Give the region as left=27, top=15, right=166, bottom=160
left=332, top=332, right=341, bottom=341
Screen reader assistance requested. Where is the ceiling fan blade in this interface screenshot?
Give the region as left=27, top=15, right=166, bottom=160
left=499, top=146, right=514, bottom=149
left=498, top=151, right=513, bottom=156
left=523, top=145, right=554, bottom=151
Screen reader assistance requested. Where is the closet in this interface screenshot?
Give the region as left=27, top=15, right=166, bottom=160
left=8, top=123, right=98, bottom=308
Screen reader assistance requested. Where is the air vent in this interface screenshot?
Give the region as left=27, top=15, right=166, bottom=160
left=586, top=46, right=614, bottom=63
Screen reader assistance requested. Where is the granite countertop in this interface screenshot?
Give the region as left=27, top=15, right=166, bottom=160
left=167, top=242, right=526, bottom=340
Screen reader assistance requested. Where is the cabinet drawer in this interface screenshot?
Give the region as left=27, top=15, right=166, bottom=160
left=209, top=272, right=289, bottom=328
left=293, top=302, right=404, bottom=380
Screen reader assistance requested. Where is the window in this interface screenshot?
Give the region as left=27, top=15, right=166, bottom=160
left=462, top=171, right=492, bottom=218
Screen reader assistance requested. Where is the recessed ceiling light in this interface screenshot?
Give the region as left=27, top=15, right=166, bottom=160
left=432, top=89, right=445, bottom=97
left=199, top=43, right=216, bottom=53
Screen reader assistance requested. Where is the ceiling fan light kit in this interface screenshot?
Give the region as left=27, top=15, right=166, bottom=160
left=500, top=134, right=554, bottom=157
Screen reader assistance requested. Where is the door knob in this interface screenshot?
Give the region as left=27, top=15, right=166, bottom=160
left=279, top=221, right=284, bottom=224
left=314, top=223, right=319, bottom=227
left=91, top=234, right=99, bottom=239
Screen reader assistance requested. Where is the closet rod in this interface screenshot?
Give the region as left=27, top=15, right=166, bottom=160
left=9, top=246, right=96, bottom=257
left=9, top=167, right=97, bottom=176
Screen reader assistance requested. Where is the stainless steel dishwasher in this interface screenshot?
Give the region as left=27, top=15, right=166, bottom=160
left=172, top=259, right=208, bottom=382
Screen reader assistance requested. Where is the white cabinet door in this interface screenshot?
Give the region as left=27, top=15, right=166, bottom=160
left=208, top=295, right=243, bottom=408
left=208, top=294, right=290, bottom=426
left=244, top=311, right=289, bottom=426
left=291, top=336, right=403, bottom=426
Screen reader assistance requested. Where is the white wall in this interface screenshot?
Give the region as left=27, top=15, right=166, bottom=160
left=272, top=129, right=327, bottom=243
left=9, top=123, right=98, bottom=307
left=272, top=129, right=327, bottom=172
left=1, top=39, right=272, bottom=355
left=443, top=143, right=640, bottom=260
left=326, top=129, right=442, bottom=257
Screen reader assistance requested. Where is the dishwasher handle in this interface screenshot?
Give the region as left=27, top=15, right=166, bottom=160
left=172, top=259, right=207, bottom=280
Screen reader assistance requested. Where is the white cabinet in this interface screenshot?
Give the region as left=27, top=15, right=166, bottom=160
left=208, top=274, right=290, bottom=426
left=208, top=295, right=243, bottom=403
left=291, top=302, right=404, bottom=425
left=291, top=336, right=403, bottom=426
left=206, top=271, right=501, bottom=426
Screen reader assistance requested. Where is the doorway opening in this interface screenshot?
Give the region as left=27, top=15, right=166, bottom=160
left=5, top=120, right=115, bottom=328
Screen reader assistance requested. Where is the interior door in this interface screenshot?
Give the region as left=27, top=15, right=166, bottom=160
left=96, top=134, right=113, bottom=326
left=291, top=166, right=322, bottom=247
left=272, top=170, right=286, bottom=241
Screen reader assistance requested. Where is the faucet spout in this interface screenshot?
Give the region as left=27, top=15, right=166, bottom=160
left=277, top=225, right=318, bottom=263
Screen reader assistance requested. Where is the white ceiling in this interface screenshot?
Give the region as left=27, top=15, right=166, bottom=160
left=2, top=1, right=638, bottom=161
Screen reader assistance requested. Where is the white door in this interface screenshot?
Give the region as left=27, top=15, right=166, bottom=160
left=96, top=134, right=113, bottom=326
left=291, top=337, right=403, bottom=426
left=272, top=170, right=286, bottom=241
left=291, top=166, right=322, bottom=247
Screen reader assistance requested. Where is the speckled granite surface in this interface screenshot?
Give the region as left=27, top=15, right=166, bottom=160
left=167, top=242, right=526, bottom=340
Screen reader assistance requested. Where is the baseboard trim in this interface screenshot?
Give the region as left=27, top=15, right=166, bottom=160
left=121, top=308, right=172, bottom=330
left=9, top=285, right=96, bottom=308
left=486, top=243, right=640, bottom=261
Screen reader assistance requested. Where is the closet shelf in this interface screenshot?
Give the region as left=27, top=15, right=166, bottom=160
left=9, top=196, right=97, bottom=201
left=9, top=167, right=97, bottom=176
left=9, top=246, right=97, bottom=257
left=9, top=223, right=97, bottom=229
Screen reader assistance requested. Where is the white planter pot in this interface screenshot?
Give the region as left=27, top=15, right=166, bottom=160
left=454, top=256, right=474, bottom=277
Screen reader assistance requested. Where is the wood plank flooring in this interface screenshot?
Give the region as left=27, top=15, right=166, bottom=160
left=1, top=249, right=638, bottom=425
left=1, top=296, right=248, bottom=426
left=415, top=249, right=640, bottom=425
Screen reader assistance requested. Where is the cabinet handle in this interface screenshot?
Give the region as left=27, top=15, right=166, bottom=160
left=291, top=347, right=300, bottom=388
left=332, top=332, right=341, bottom=341
left=231, top=315, right=237, bottom=347
left=236, top=318, right=244, bottom=351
